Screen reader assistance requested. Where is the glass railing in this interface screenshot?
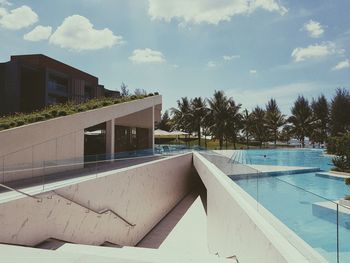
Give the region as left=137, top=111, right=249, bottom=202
left=0, top=146, right=197, bottom=190
left=201, top=150, right=350, bottom=263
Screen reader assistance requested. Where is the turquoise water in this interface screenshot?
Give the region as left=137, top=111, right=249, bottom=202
left=233, top=149, right=350, bottom=263
left=245, top=148, right=333, bottom=171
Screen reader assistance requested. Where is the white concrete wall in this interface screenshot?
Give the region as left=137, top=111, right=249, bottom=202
left=115, top=107, right=153, bottom=129
left=193, top=152, right=325, bottom=263
left=1, top=130, right=84, bottom=182
left=0, top=153, right=194, bottom=247
left=0, top=95, right=162, bottom=183
left=200, top=152, right=257, bottom=175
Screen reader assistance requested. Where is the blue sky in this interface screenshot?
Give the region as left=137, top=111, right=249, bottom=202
left=0, top=0, right=349, bottom=114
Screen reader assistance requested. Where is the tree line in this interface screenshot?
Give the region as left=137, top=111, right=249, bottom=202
left=157, top=88, right=350, bottom=150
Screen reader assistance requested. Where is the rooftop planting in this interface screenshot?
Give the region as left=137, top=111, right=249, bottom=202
left=0, top=93, right=158, bottom=131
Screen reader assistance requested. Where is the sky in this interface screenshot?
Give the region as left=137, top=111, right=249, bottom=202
left=0, top=0, right=350, bottom=114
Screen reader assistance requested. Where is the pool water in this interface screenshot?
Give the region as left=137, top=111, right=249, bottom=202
left=233, top=149, right=350, bottom=263
left=245, top=148, right=333, bottom=171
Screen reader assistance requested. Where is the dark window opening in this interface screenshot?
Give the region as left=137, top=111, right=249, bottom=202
left=48, top=74, right=68, bottom=96
left=84, top=122, right=106, bottom=162
left=115, top=125, right=150, bottom=152
left=20, top=66, right=44, bottom=112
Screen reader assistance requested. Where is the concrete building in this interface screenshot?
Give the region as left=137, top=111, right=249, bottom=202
left=0, top=54, right=120, bottom=115
left=0, top=95, right=162, bottom=182
left=0, top=95, right=331, bottom=263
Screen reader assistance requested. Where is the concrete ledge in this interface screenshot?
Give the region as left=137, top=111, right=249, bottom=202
left=232, top=166, right=320, bottom=180
left=316, top=171, right=350, bottom=180
left=193, top=152, right=327, bottom=263
left=312, top=201, right=350, bottom=229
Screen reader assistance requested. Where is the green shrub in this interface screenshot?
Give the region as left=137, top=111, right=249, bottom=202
left=15, top=120, right=25, bottom=126
left=102, top=101, right=112, bottom=106
left=333, top=156, right=349, bottom=172
left=0, top=123, right=10, bottom=129
left=34, top=115, right=45, bottom=121
left=345, top=177, right=350, bottom=185
left=0, top=93, right=158, bottom=131
left=329, top=133, right=350, bottom=171
left=50, top=109, right=58, bottom=117
left=58, top=110, right=67, bottom=116
left=77, top=106, right=86, bottom=112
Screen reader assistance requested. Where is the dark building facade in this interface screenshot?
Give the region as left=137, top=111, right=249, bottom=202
left=0, top=54, right=120, bottom=115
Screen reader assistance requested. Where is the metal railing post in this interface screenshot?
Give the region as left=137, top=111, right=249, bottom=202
left=42, top=160, right=45, bottom=191
left=337, top=203, right=339, bottom=263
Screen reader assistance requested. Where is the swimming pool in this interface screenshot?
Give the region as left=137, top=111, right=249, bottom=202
left=233, top=149, right=350, bottom=263
left=245, top=148, right=333, bottom=171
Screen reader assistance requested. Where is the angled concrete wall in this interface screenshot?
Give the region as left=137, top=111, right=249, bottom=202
left=193, top=152, right=326, bottom=263
left=0, top=153, right=194, bottom=246
left=0, top=95, right=162, bottom=183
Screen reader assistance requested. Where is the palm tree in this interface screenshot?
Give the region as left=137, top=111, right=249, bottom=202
left=250, top=106, right=267, bottom=148
left=157, top=110, right=172, bottom=131
left=170, top=97, right=193, bottom=135
left=310, top=95, right=329, bottom=146
left=288, top=96, right=313, bottom=148
left=226, top=99, right=242, bottom=149
left=265, top=98, right=285, bottom=146
left=279, top=124, right=293, bottom=144
left=208, top=91, right=230, bottom=149
left=191, top=97, right=208, bottom=146
left=202, top=111, right=213, bottom=149
left=241, top=109, right=252, bottom=149
left=330, top=88, right=350, bottom=136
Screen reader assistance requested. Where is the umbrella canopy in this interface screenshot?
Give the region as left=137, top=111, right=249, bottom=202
left=154, top=129, right=172, bottom=136
left=170, top=130, right=189, bottom=136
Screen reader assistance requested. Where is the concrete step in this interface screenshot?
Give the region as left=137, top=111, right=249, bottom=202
left=58, top=243, right=234, bottom=263
left=34, top=238, right=67, bottom=250
left=101, top=241, right=123, bottom=248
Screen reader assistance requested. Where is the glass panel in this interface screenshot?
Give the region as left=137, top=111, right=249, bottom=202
left=257, top=176, right=338, bottom=263
left=338, top=202, right=350, bottom=262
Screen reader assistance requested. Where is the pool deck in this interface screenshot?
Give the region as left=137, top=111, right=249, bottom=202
left=248, top=164, right=320, bottom=174
left=229, top=164, right=320, bottom=179
left=316, top=171, right=350, bottom=180
left=213, top=150, right=320, bottom=177
left=312, top=200, right=350, bottom=231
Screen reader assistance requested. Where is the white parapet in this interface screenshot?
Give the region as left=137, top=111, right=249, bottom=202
left=193, top=152, right=327, bottom=263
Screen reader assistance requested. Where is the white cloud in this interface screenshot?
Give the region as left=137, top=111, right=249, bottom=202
left=23, top=25, right=52, bottom=41
left=129, top=48, right=166, bottom=64
left=291, top=42, right=344, bottom=62
left=223, top=55, right=240, bottom=61
left=249, top=69, right=257, bottom=74
left=207, top=61, right=217, bottom=67
left=332, top=59, right=350, bottom=71
left=0, top=0, right=11, bottom=7
left=0, top=7, right=6, bottom=16
left=302, top=20, right=324, bottom=38
left=0, top=5, right=38, bottom=30
left=49, top=15, right=123, bottom=51
left=148, top=0, right=287, bottom=25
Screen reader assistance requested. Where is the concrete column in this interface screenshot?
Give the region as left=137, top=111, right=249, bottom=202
left=150, top=105, right=155, bottom=154
left=106, top=119, right=115, bottom=159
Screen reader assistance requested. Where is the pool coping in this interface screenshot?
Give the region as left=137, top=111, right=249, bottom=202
left=230, top=167, right=321, bottom=180
left=316, top=172, right=350, bottom=181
